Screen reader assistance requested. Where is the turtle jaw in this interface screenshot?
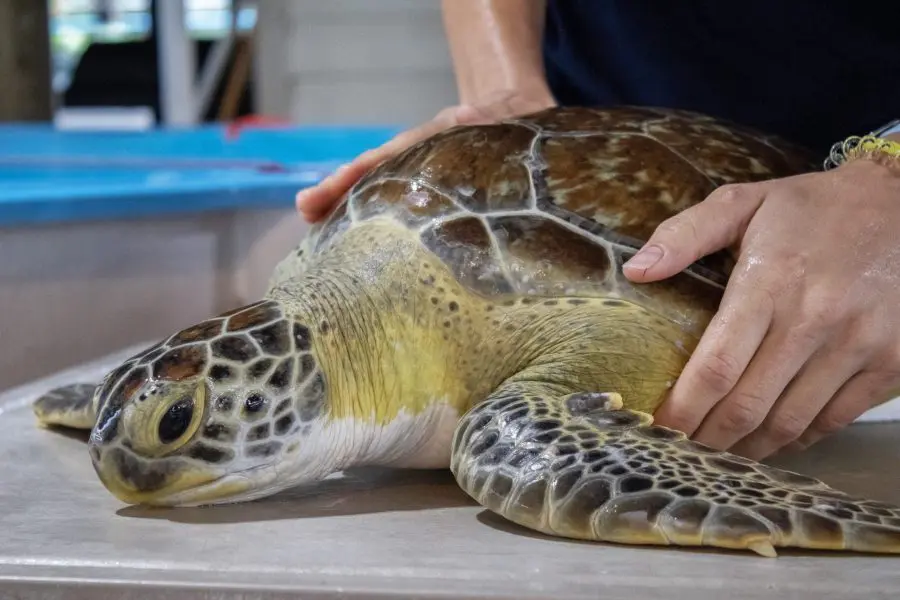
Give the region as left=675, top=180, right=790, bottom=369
left=151, top=465, right=286, bottom=507
left=90, top=433, right=337, bottom=507
left=99, top=470, right=225, bottom=507
left=115, top=468, right=279, bottom=508
left=92, top=451, right=281, bottom=507
left=90, top=446, right=226, bottom=506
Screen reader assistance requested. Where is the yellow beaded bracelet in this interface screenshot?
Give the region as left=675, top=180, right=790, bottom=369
left=824, top=134, right=900, bottom=170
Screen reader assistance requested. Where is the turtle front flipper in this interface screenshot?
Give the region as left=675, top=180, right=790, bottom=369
left=32, top=383, right=98, bottom=430
left=450, top=386, right=900, bottom=557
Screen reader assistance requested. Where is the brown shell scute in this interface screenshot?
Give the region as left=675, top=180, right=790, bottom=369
left=516, top=105, right=668, bottom=134
left=642, top=115, right=815, bottom=184
left=421, top=217, right=513, bottom=296
left=352, top=179, right=458, bottom=227
left=487, top=215, right=611, bottom=292
left=353, top=123, right=536, bottom=213
left=541, top=133, right=715, bottom=242
left=313, top=106, right=815, bottom=328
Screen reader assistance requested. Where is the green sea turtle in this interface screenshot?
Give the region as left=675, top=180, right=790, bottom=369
left=33, top=106, right=900, bottom=558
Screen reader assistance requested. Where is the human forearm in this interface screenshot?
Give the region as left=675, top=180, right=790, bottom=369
left=441, top=0, right=554, bottom=105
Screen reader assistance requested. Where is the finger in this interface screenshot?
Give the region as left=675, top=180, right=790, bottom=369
left=296, top=160, right=371, bottom=222
left=727, top=343, right=864, bottom=460
left=653, top=277, right=775, bottom=435
left=623, top=183, right=765, bottom=283
left=690, top=313, right=828, bottom=451
left=795, top=368, right=900, bottom=450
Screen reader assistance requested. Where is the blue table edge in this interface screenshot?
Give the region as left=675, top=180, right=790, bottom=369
left=0, top=123, right=401, bottom=228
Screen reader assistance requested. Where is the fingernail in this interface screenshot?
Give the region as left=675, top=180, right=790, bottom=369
left=624, top=245, right=664, bottom=271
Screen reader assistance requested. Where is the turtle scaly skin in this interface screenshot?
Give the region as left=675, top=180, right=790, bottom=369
left=33, top=107, right=900, bottom=557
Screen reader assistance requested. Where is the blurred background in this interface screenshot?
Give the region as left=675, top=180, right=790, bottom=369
left=39, top=0, right=456, bottom=125
left=0, top=0, right=457, bottom=391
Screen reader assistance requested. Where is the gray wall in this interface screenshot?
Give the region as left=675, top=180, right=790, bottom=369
left=254, top=0, right=457, bottom=125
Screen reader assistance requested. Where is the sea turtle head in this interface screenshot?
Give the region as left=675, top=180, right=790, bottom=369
left=87, top=299, right=334, bottom=507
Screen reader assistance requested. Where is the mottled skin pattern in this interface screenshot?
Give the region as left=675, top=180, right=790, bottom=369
left=32, top=106, right=900, bottom=556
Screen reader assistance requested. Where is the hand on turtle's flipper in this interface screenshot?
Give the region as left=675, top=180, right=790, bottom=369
left=32, top=383, right=98, bottom=430
left=450, top=387, right=900, bottom=557
left=623, top=157, right=900, bottom=461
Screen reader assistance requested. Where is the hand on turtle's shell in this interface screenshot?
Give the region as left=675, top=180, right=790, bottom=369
left=295, top=92, right=556, bottom=223
left=625, top=156, right=900, bottom=461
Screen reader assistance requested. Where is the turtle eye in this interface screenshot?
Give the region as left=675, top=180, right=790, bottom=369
left=158, top=396, right=194, bottom=444
left=126, top=383, right=206, bottom=457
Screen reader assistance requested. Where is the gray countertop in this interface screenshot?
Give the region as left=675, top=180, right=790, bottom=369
left=2, top=343, right=900, bottom=599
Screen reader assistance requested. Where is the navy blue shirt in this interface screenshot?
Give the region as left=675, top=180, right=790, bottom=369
left=543, top=1, right=900, bottom=154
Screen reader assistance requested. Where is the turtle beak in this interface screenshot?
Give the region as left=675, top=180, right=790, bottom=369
left=90, top=446, right=224, bottom=506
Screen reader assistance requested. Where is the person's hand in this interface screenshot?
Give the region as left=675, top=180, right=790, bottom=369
left=624, top=156, right=900, bottom=461
left=295, top=92, right=557, bottom=223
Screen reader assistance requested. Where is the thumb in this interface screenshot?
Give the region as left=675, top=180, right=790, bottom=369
left=622, top=183, right=765, bottom=283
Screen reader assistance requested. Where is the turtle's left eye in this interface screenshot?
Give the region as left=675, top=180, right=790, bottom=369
left=158, top=396, right=194, bottom=444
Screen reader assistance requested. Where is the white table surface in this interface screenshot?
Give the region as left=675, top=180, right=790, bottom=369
left=2, top=342, right=900, bottom=599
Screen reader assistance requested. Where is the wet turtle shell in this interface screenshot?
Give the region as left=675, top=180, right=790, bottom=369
left=299, top=106, right=816, bottom=334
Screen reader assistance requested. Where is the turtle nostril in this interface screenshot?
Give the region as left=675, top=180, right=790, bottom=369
left=158, top=396, right=194, bottom=444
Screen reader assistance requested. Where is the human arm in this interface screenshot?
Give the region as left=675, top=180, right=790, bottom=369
left=443, top=0, right=553, bottom=105
left=626, top=127, right=900, bottom=460
left=296, top=0, right=556, bottom=223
